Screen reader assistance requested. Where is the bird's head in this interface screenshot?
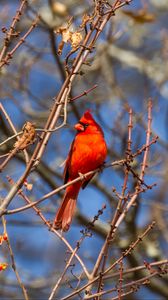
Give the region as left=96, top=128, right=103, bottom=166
left=74, top=110, right=104, bottom=135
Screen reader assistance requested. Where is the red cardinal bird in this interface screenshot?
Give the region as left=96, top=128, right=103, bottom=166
left=54, top=111, right=107, bottom=231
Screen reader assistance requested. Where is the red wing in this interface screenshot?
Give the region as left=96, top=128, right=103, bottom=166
left=63, top=139, right=75, bottom=184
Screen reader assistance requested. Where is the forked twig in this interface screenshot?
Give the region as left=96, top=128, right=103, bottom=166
left=0, top=15, right=39, bottom=68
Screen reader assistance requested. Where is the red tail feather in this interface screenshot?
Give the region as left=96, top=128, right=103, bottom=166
left=54, top=183, right=81, bottom=231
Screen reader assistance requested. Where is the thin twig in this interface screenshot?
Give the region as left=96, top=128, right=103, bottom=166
left=0, top=16, right=39, bottom=68
left=118, top=260, right=123, bottom=300
left=69, top=84, right=98, bottom=102
left=0, top=0, right=27, bottom=64
left=0, top=131, right=23, bottom=148
left=1, top=216, right=29, bottom=300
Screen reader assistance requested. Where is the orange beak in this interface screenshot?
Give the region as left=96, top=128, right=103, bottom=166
left=74, top=123, right=85, bottom=132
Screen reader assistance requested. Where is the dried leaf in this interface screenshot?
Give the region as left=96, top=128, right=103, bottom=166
left=14, top=122, right=36, bottom=150
left=71, top=32, right=83, bottom=50
left=60, top=28, right=72, bottom=43
left=57, top=27, right=72, bottom=55
left=56, top=19, right=83, bottom=55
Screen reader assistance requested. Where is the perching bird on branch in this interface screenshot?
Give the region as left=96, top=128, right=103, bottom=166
left=54, top=110, right=107, bottom=231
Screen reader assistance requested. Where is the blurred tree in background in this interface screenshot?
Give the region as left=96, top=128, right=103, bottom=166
left=0, top=1, right=168, bottom=299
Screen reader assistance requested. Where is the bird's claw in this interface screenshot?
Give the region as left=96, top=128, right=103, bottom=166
left=99, top=162, right=105, bottom=173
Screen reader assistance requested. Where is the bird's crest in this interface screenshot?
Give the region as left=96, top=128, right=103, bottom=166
left=76, top=110, right=104, bottom=135
left=80, top=110, right=94, bottom=123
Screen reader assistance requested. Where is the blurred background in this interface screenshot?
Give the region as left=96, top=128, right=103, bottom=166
left=0, top=0, right=168, bottom=299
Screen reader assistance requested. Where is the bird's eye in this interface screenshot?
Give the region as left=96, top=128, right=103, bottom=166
left=83, top=123, right=89, bottom=129
left=79, top=121, right=89, bottom=130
